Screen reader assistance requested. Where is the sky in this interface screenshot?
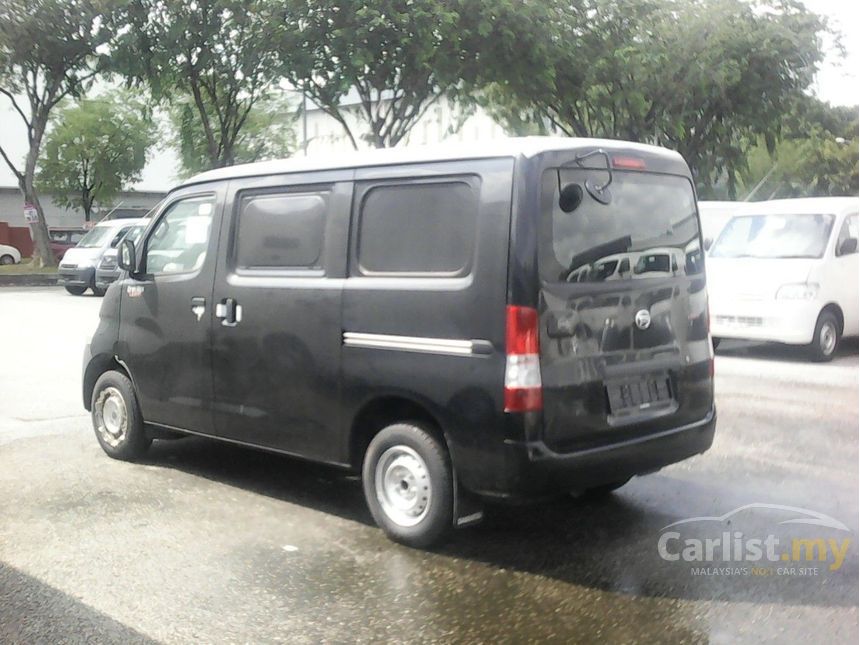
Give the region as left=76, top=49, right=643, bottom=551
left=0, top=0, right=857, bottom=193
left=802, top=0, right=859, bottom=107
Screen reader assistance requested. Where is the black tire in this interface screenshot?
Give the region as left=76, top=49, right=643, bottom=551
left=91, top=285, right=106, bottom=297
left=808, top=310, right=841, bottom=362
left=0, top=254, right=15, bottom=265
left=65, top=285, right=87, bottom=296
left=362, top=422, right=453, bottom=548
left=90, top=370, right=151, bottom=460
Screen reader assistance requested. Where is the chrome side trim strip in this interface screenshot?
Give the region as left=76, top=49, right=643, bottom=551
left=343, top=332, right=489, bottom=356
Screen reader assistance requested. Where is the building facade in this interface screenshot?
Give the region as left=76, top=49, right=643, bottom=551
left=0, top=187, right=165, bottom=257
left=297, top=97, right=510, bottom=157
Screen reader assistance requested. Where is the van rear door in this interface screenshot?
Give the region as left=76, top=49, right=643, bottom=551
left=535, top=156, right=712, bottom=453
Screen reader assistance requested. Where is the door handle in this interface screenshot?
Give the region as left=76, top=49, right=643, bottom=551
left=215, top=298, right=242, bottom=327
left=190, top=297, right=206, bottom=321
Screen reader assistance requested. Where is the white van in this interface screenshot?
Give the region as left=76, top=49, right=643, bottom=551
left=698, top=200, right=748, bottom=248
left=708, top=197, right=858, bottom=361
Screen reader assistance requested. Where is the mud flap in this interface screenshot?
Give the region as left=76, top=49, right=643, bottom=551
left=453, top=474, right=484, bottom=528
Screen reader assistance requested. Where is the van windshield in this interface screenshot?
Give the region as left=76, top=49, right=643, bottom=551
left=540, top=168, right=701, bottom=282
left=76, top=226, right=118, bottom=248
left=709, top=213, right=834, bottom=259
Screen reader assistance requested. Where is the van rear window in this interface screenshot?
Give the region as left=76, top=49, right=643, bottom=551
left=540, top=169, right=701, bottom=283
left=357, top=180, right=477, bottom=275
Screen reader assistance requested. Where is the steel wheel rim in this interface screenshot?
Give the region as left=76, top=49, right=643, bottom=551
left=820, top=321, right=837, bottom=355
left=374, top=445, right=432, bottom=527
left=95, top=386, right=128, bottom=448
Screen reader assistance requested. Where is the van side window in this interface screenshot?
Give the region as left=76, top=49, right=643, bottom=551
left=145, top=195, right=215, bottom=275
left=235, top=192, right=327, bottom=270
left=356, top=180, right=477, bottom=275
left=836, top=214, right=858, bottom=256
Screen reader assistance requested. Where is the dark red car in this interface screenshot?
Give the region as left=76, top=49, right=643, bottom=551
left=49, top=227, right=87, bottom=261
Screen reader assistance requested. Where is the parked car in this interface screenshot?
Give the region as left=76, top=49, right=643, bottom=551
left=95, top=220, right=150, bottom=292
left=708, top=197, right=858, bottom=361
left=58, top=218, right=143, bottom=296
left=0, top=243, right=22, bottom=265
left=49, top=227, right=87, bottom=261
left=82, top=138, right=716, bottom=547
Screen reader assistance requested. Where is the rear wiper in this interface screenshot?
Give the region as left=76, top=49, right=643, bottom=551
left=560, top=148, right=613, bottom=205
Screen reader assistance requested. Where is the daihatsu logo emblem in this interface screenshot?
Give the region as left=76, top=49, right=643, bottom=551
left=635, top=309, right=651, bottom=330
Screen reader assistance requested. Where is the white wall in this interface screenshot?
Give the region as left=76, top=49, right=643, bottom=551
left=299, top=98, right=509, bottom=156
left=0, top=188, right=164, bottom=228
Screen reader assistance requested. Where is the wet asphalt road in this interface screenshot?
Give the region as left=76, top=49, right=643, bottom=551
left=1, top=287, right=857, bottom=643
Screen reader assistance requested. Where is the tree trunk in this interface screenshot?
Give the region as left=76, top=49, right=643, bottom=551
left=22, top=117, right=56, bottom=268
left=22, top=184, right=55, bottom=268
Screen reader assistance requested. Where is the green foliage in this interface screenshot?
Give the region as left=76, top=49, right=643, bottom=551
left=112, top=0, right=286, bottom=170
left=38, top=93, right=156, bottom=220
left=0, top=0, right=119, bottom=266
left=170, top=93, right=297, bottom=178
left=484, top=0, right=828, bottom=197
left=736, top=99, right=859, bottom=199
left=281, top=0, right=466, bottom=148
left=280, top=0, right=552, bottom=148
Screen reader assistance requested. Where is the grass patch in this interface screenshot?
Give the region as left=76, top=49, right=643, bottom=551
left=0, top=258, right=58, bottom=275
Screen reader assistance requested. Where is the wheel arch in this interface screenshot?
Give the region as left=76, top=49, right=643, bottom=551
left=821, top=302, right=844, bottom=334
left=348, top=394, right=452, bottom=471
left=83, top=355, right=131, bottom=411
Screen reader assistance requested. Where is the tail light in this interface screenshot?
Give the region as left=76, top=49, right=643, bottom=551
left=611, top=155, right=646, bottom=170
left=504, top=305, right=543, bottom=412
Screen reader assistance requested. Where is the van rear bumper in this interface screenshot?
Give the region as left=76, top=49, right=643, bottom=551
left=471, top=407, right=716, bottom=500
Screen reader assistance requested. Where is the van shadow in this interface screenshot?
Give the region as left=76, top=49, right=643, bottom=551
left=143, top=438, right=856, bottom=608
left=716, top=336, right=858, bottom=362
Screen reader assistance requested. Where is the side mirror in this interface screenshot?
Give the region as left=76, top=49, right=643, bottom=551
left=118, top=238, right=138, bottom=273
left=703, top=238, right=713, bottom=252
left=838, top=237, right=858, bottom=256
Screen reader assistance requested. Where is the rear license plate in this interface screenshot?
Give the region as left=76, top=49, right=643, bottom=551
left=606, top=376, right=673, bottom=415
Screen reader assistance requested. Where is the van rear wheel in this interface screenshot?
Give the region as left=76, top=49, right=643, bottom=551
left=362, top=422, right=453, bottom=548
left=91, top=370, right=151, bottom=460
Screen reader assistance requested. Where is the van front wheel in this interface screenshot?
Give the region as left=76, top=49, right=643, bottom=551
left=91, top=370, right=151, bottom=460
left=362, top=422, right=453, bottom=548
left=808, top=310, right=840, bottom=362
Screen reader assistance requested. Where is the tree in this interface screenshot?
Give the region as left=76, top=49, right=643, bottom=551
left=170, top=93, right=296, bottom=177
left=279, top=0, right=552, bottom=149
left=38, top=94, right=155, bottom=221
left=112, top=0, right=286, bottom=171
left=0, top=0, right=117, bottom=267
left=280, top=0, right=462, bottom=149
left=485, top=0, right=827, bottom=197
left=737, top=99, right=858, bottom=199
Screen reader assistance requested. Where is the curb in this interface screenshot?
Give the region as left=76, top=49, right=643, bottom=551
left=0, top=274, right=59, bottom=287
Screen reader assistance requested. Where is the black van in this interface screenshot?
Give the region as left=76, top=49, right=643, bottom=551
left=83, top=137, right=716, bottom=547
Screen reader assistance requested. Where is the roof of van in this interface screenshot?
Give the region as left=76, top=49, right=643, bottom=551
left=727, top=197, right=858, bottom=216
left=177, top=137, right=686, bottom=190
left=697, top=200, right=749, bottom=213
left=93, top=217, right=145, bottom=228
